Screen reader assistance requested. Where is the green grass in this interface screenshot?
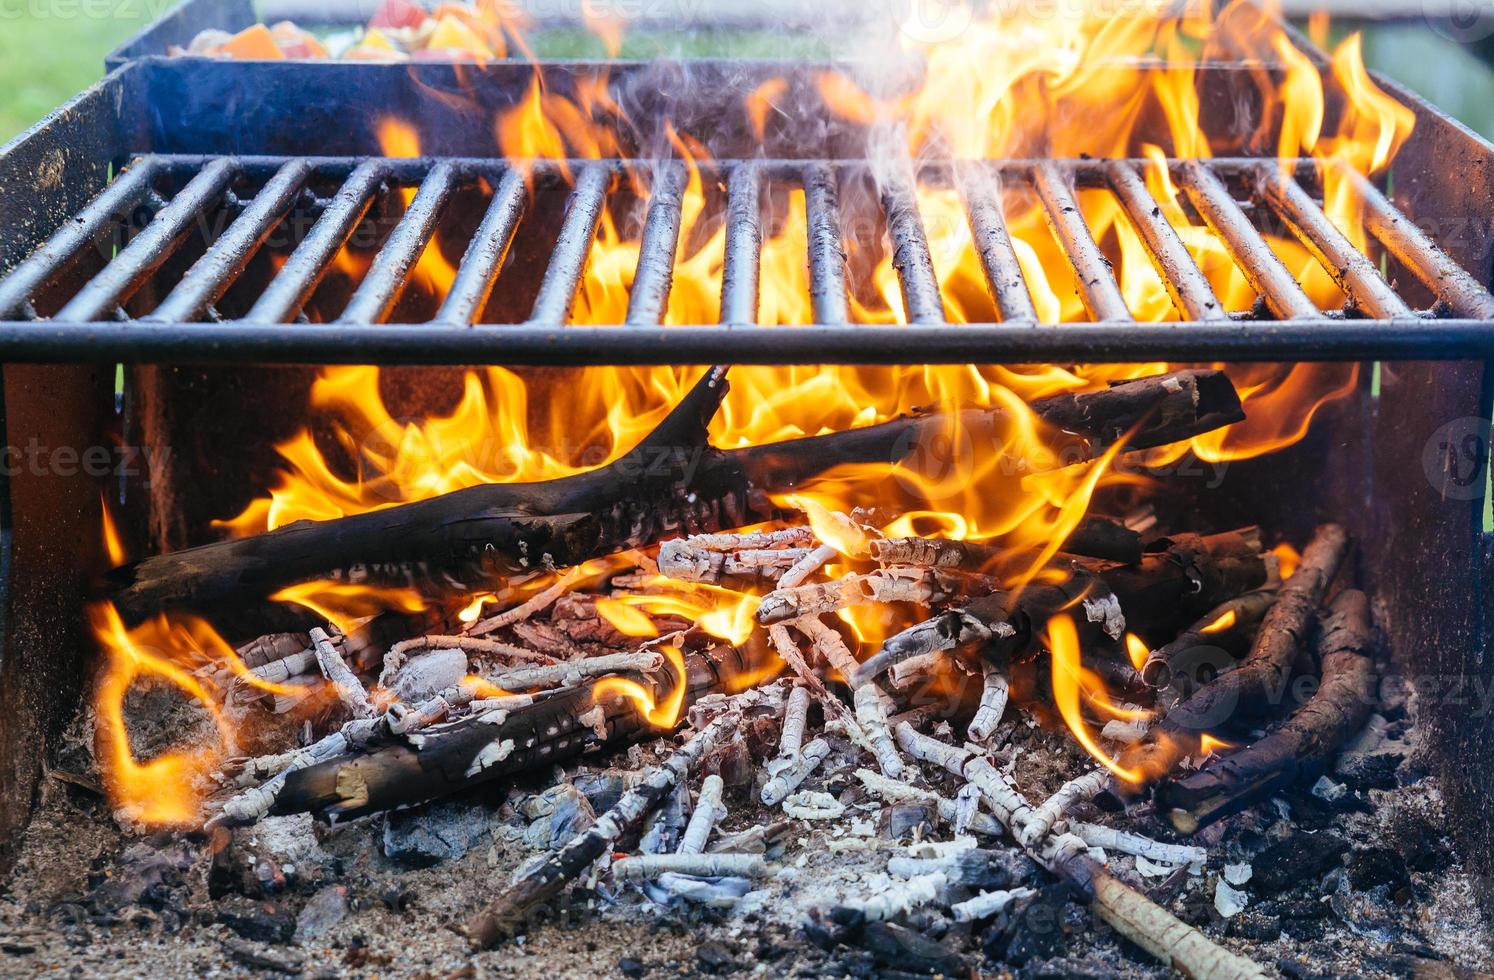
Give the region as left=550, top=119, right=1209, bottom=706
left=0, top=1, right=159, bottom=144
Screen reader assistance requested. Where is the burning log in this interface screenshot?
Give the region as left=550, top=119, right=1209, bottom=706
left=105, top=368, right=1245, bottom=629
left=467, top=708, right=741, bottom=947
left=854, top=529, right=1269, bottom=686
left=1140, top=586, right=1279, bottom=689
left=263, top=644, right=751, bottom=822
left=1160, top=589, right=1376, bottom=832
left=1118, top=524, right=1350, bottom=787
left=870, top=516, right=1142, bottom=570
left=894, top=725, right=1266, bottom=979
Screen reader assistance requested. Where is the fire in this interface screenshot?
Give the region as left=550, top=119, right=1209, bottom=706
left=1201, top=609, right=1238, bottom=634
left=591, top=642, right=688, bottom=728
left=1273, top=542, right=1303, bottom=580
left=95, top=1, right=1426, bottom=820
left=1047, top=615, right=1144, bottom=783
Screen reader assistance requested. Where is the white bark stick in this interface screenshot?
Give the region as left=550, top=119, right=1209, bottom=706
left=967, top=662, right=1010, bottom=742
left=310, top=627, right=374, bottom=719
left=853, top=683, right=905, bottom=779
left=485, top=652, right=663, bottom=692
left=761, top=737, right=832, bottom=805
left=467, top=572, right=577, bottom=636
left=613, top=852, right=768, bottom=880
left=1067, top=822, right=1207, bottom=868
left=757, top=569, right=942, bottom=625
left=1018, top=769, right=1110, bottom=849
left=951, top=887, right=1037, bottom=922
left=778, top=684, right=810, bottom=758
left=678, top=774, right=726, bottom=854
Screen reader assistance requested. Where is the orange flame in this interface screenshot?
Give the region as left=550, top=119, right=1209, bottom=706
left=1047, top=614, right=1144, bottom=783
left=591, top=642, right=688, bottom=728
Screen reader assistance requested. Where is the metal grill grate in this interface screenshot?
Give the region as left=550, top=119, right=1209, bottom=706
left=1, top=152, right=1492, bottom=364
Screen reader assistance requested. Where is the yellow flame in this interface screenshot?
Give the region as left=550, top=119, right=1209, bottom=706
left=591, top=642, right=687, bottom=727
left=1272, top=542, right=1302, bottom=580
left=269, top=580, right=427, bottom=635
left=1048, top=614, right=1144, bottom=783
left=1124, top=633, right=1149, bottom=671
left=1201, top=609, right=1237, bottom=634
left=594, top=596, right=661, bottom=638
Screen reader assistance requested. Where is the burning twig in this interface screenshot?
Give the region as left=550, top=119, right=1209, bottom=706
left=756, top=568, right=978, bottom=625
left=658, top=538, right=810, bottom=585
left=467, top=572, right=579, bottom=635
left=1161, top=588, right=1376, bottom=832
left=1120, top=524, right=1350, bottom=787
left=612, top=852, right=767, bottom=880
left=1017, top=769, right=1111, bottom=848
left=467, top=709, right=740, bottom=947
left=106, top=369, right=1245, bottom=627
left=385, top=634, right=555, bottom=667
left=1141, top=586, right=1280, bottom=689
left=484, top=651, right=664, bottom=691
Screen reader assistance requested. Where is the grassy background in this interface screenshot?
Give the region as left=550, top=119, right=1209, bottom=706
left=1, top=9, right=1493, bottom=145
left=0, top=3, right=156, bottom=143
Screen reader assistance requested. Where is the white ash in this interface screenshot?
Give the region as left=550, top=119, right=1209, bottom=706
left=639, top=780, right=691, bottom=855
left=249, top=648, right=316, bottom=685
left=1100, top=708, right=1152, bottom=744
left=651, top=872, right=757, bottom=907
left=775, top=684, right=810, bottom=760
left=1214, top=878, right=1250, bottom=917
left=310, top=626, right=375, bottom=719
left=657, top=538, right=809, bottom=584
left=854, top=768, right=1003, bottom=839
left=951, top=887, right=1037, bottom=922
left=757, top=569, right=941, bottom=624
left=387, top=648, right=469, bottom=703
left=1081, top=593, right=1126, bottom=640
left=1017, top=769, right=1110, bottom=848
left=484, top=651, right=663, bottom=692
left=839, top=870, right=949, bottom=922
left=781, top=791, right=845, bottom=820
left=1223, top=861, right=1253, bottom=885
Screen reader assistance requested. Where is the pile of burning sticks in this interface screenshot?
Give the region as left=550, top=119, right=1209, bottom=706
left=97, top=366, right=1378, bottom=976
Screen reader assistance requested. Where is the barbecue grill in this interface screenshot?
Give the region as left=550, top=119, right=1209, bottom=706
left=2, top=5, right=1494, bottom=920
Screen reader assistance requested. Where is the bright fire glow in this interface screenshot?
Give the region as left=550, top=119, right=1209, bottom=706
left=95, top=0, right=1421, bottom=822
left=591, top=642, right=689, bottom=727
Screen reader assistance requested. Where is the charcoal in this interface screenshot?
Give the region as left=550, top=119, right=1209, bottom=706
left=294, top=884, right=349, bottom=943
left=521, top=784, right=597, bottom=850
left=1250, top=832, right=1349, bottom=893
left=1227, top=912, right=1282, bottom=941
left=1347, top=847, right=1411, bottom=894
left=218, top=896, right=295, bottom=944
left=618, top=957, right=645, bottom=978
left=1334, top=752, right=1402, bottom=792
left=572, top=770, right=631, bottom=813
left=695, top=939, right=741, bottom=973
left=383, top=800, right=495, bottom=867
left=89, top=839, right=197, bottom=910
left=859, top=921, right=964, bottom=976
left=990, top=884, right=1074, bottom=965
left=877, top=802, right=936, bottom=840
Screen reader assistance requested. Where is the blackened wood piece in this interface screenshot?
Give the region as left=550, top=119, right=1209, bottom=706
left=106, top=369, right=1243, bottom=627
left=1144, top=586, right=1279, bottom=691
left=1159, top=588, right=1375, bottom=832
left=272, top=644, right=750, bottom=821
left=1117, top=524, right=1350, bottom=787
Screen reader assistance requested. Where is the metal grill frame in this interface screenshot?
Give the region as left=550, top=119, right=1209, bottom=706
left=2, top=150, right=1494, bottom=364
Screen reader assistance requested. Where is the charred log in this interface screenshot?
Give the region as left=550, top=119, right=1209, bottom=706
left=105, top=368, right=1244, bottom=629
left=1140, top=586, right=1280, bottom=690
left=1160, top=589, right=1376, bottom=832
left=1116, top=524, right=1350, bottom=788
left=268, top=644, right=751, bottom=821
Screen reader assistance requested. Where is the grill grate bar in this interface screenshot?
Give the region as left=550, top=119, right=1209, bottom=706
left=55, top=158, right=237, bottom=323
left=1340, top=164, right=1494, bottom=320
left=626, top=162, right=688, bottom=325
left=1106, top=161, right=1226, bottom=322
left=1176, top=160, right=1320, bottom=321
left=436, top=168, right=526, bottom=325
left=881, top=170, right=948, bottom=324
left=803, top=163, right=851, bottom=325
left=0, top=159, right=162, bottom=320
left=1033, top=161, right=1133, bottom=323
left=955, top=161, right=1036, bottom=323
left=719, top=163, right=762, bottom=325
left=338, top=161, right=459, bottom=325
left=146, top=160, right=313, bottom=323
left=529, top=165, right=611, bottom=325
left=244, top=160, right=390, bottom=324
left=1255, top=165, right=1411, bottom=320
